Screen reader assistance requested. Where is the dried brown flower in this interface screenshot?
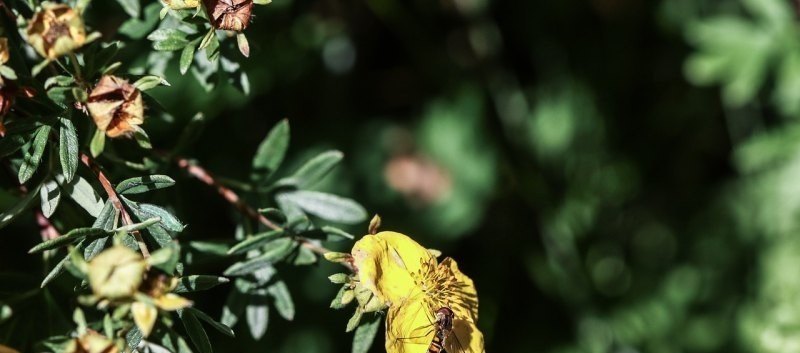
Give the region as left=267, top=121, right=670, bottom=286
left=26, top=3, right=87, bottom=60
left=86, top=75, right=144, bottom=138
left=204, top=0, right=253, bottom=32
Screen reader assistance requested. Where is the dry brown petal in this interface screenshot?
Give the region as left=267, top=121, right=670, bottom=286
left=87, top=75, right=144, bottom=138
left=204, top=0, right=253, bottom=32
left=26, top=4, right=86, bottom=60
left=0, top=38, right=9, bottom=65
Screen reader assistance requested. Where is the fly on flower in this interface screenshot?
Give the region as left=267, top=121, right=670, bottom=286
left=330, top=225, right=485, bottom=353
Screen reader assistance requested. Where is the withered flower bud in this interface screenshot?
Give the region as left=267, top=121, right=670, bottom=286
left=65, top=331, right=119, bottom=353
left=163, top=0, right=200, bottom=10
left=204, top=0, right=253, bottom=32
left=0, top=38, right=9, bottom=65
left=87, top=75, right=144, bottom=138
left=26, top=3, right=87, bottom=60
left=87, top=246, right=146, bottom=300
left=0, top=83, right=16, bottom=136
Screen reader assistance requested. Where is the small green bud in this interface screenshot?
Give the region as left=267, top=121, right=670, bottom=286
left=323, top=252, right=351, bottom=263
left=328, top=273, right=349, bottom=284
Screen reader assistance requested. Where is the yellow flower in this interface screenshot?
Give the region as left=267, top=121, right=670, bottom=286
left=88, top=246, right=146, bottom=300
left=26, top=3, right=87, bottom=60
left=351, top=231, right=484, bottom=353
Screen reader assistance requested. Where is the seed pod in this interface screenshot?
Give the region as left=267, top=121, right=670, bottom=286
left=86, top=75, right=145, bottom=138
left=204, top=0, right=253, bottom=32
left=26, top=3, right=87, bottom=60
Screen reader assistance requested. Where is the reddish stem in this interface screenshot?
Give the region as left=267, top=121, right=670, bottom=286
left=175, top=157, right=354, bottom=271
left=81, top=153, right=150, bottom=257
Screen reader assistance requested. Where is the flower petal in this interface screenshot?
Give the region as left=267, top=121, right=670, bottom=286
left=385, top=296, right=436, bottom=353
left=131, top=301, right=158, bottom=337
left=155, top=293, right=193, bottom=311
left=436, top=257, right=479, bottom=323
left=352, top=231, right=434, bottom=305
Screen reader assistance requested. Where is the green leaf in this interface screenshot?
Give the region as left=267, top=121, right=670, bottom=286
left=180, top=40, right=198, bottom=75
left=174, top=275, right=230, bottom=293
left=116, top=175, right=176, bottom=194
left=84, top=201, right=116, bottom=259
left=221, top=279, right=252, bottom=327
left=0, top=129, right=35, bottom=158
left=292, top=246, right=317, bottom=265
left=223, top=238, right=295, bottom=276
left=60, top=175, right=105, bottom=217
left=41, top=253, right=70, bottom=288
left=58, top=118, right=79, bottom=183
left=29, top=228, right=107, bottom=253
left=40, top=179, right=61, bottom=218
left=174, top=113, right=206, bottom=154
left=246, top=290, right=269, bottom=340
left=149, top=28, right=190, bottom=51
left=186, top=307, right=235, bottom=337
left=114, top=217, right=161, bottom=232
left=179, top=309, right=212, bottom=353
left=251, top=119, right=290, bottom=182
left=236, top=32, right=250, bottom=57
left=133, top=75, right=170, bottom=91
left=329, top=273, right=349, bottom=284
left=137, top=203, right=184, bottom=232
left=0, top=65, right=17, bottom=80
left=330, top=285, right=349, bottom=309
left=133, top=127, right=152, bottom=149
left=118, top=2, right=160, bottom=39
left=346, top=308, right=364, bottom=332
left=198, top=28, right=216, bottom=50
left=278, top=191, right=367, bottom=224
left=126, top=326, right=143, bottom=350
left=115, top=0, right=140, bottom=17
left=227, top=230, right=285, bottom=255
left=0, top=182, right=42, bottom=230
left=147, top=246, right=179, bottom=273
left=18, top=125, right=51, bottom=184
left=290, top=150, right=343, bottom=188
left=90, top=128, right=105, bottom=157
left=267, top=281, right=294, bottom=321
left=352, top=313, right=382, bottom=353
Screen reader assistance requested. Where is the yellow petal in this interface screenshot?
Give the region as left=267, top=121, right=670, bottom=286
left=352, top=231, right=434, bottom=305
left=385, top=295, right=484, bottom=353
left=131, top=301, right=158, bottom=337
left=436, top=257, right=479, bottom=323
left=154, top=293, right=192, bottom=311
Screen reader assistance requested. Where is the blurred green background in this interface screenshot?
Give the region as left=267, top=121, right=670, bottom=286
left=7, top=0, right=800, bottom=352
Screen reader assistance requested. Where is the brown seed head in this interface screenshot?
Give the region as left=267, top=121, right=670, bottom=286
left=86, top=75, right=144, bottom=138
left=204, top=0, right=253, bottom=32
left=26, top=3, right=87, bottom=60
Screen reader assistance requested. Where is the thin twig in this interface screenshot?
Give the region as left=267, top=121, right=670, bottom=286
left=81, top=153, right=150, bottom=257
left=175, top=157, right=354, bottom=271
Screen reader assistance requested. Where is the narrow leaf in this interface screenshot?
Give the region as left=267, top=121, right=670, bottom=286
left=179, top=309, right=212, bottom=353
left=29, top=227, right=107, bottom=253
left=40, top=179, right=61, bottom=218
left=227, top=230, right=285, bottom=255
left=58, top=118, right=79, bottom=182
left=279, top=191, right=367, bottom=224
left=223, top=238, right=295, bottom=276
left=246, top=290, right=269, bottom=340
left=60, top=175, right=104, bottom=217
left=267, top=281, right=294, bottom=321
left=251, top=119, right=289, bottom=182
left=352, top=314, right=382, bottom=353
left=18, top=125, right=51, bottom=184
left=174, top=275, right=230, bottom=293
left=187, top=307, right=234, bottom=337
left=291, top=150, right=343, bottom=188
left=116, top=175, right=175, bottom=194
